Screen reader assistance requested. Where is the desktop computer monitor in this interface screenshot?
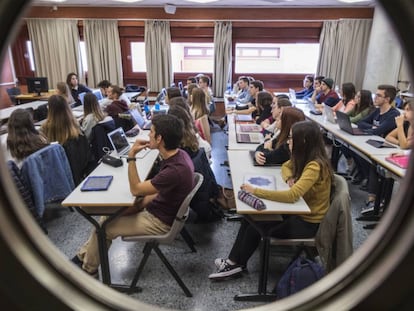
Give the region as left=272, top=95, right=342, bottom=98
left=26, top=77, right=49, bottom=96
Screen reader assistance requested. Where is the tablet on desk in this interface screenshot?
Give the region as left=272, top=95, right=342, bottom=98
left=81, top=175, right=114, bottom=191
left=366, top=139, right=396, bottom=148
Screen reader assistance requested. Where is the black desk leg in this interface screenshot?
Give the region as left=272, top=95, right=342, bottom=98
left=234, top=217, right=277, bottom=302
left=74, top=208, right=142, bottom=293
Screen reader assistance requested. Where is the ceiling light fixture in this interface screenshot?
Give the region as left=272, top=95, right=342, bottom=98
left=338, top=0, right=370, bottom=3
left=186, top=0, right=219, bottom=4
left=164, top=4, right=176, bottom=14
left=113, top=0, right=144, bottom=3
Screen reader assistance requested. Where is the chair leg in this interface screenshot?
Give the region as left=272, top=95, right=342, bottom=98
left=129, top=242, right=153, bottom=293
left=180, top=227, right=197, bottom=253
left=153, top=245, right=193, bottom=297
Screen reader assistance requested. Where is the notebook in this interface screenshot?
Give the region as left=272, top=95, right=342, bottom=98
left=107, top=127, right=131, bottom=156
left=385, top=155, right=409, bottom=169
left=336, top=111, right=370, bottom=135
left=235, top=114, right=254, bottom=122
left=130, top=108, right=152, bottom=130
left=244, top=173, right=276, bottom=191
left=324, top=105, right=337, bottom=123
left=249, top=150, right=281, bottom=166
left=81, top=175, right=113, bottom=191
left=236, top=133, right=261, bottom=144
left=239, top=124, right=261, bottom=132
left=366, top=139, right=396, bottom=148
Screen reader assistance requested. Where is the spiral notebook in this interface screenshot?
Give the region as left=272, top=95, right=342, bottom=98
left=81, top=176, right=114, bottom=191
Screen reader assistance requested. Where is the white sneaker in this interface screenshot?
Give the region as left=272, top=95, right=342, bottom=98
left=214, top=258, right=226, bottom=269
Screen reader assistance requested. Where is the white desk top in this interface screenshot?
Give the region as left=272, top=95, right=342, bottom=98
left=227, top=150, right=310, bottom=215
left=62, top=149, right=158, bottom=208
left=0, top=100, right=48, bottom=121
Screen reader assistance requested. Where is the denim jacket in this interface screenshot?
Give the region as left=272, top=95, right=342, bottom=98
left=21, top=144, right=75, bottom=217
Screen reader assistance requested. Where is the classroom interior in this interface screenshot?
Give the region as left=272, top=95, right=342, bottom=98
left=1, top=0, right=414, bottom=310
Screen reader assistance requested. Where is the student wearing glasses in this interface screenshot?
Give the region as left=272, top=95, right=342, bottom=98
left=209, top=121, right=333, bottom=279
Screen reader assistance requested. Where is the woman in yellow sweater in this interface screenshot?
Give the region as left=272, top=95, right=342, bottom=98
left=209, top=121, right=333, bottom=279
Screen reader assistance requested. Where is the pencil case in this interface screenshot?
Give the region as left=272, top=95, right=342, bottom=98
left=238, top=190, right=266, bottom=211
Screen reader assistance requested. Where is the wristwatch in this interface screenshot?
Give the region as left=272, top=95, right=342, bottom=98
left=126, top=157, right=136, bottom=163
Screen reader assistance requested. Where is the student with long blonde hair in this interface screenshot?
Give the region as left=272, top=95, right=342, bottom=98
left=56, top=81, right=75, bottom=105
left=191, top=88, right=211, bottom=144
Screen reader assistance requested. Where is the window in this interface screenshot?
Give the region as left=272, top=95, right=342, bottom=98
left=130, top=42, right=146, bottom=72
left=26, top=41, right=35, bottom=71
left=235, top=43, right=319, bottom=74
left=172, top=42, right=214, bottom=73
left=79, top=41, right=88, bottom=72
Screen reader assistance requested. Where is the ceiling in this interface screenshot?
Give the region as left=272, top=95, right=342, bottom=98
left=33, top=0, right=377, bottom=8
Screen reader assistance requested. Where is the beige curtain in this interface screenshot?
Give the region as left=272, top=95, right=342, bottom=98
left=84, top=19, right=123, bottom=87
left=317, top=19, right=372, bottom=90
left=27, top=19, right=80, bottom=89
left=145, top=20, right=172, bottom=92
left=213, top=21, right=232, bottom=98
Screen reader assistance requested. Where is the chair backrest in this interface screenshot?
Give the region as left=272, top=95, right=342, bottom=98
left=123, top=172, right=204, bottom=244
left=316, top=174, right=353, bottom=272
left=7, top=87, right=21, bottom=104
left=90, top=119, right=116, bottom=162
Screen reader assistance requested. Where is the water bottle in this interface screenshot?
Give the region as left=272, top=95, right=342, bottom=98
left=154, top=101, right=160, bottom=111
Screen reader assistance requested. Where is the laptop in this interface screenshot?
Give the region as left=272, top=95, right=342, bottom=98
left=336, top=111, right=370, bottom=135
left=236, top=132, right=261, bottom=144
left=129, top=108, right=152, bottom=130
left=324, top=105, right=337, bottom=123
left=78, top=92, right=86, bottom=105
left=289, top=88, right=309, bottom=105
left=249, top=150, right=281, bottom=166
left=107, top=127, right=131, bottom=157
left=93, top=89, right=103, bottom=101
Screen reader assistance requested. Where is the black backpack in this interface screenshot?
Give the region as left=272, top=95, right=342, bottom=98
left=275, top=257, right=325, bottom=299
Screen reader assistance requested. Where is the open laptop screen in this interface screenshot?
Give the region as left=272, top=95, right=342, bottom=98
left=107, top=127, right=130, bottom=156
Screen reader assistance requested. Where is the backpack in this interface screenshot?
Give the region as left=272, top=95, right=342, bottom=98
left=275, top=256, right=325, bottom=299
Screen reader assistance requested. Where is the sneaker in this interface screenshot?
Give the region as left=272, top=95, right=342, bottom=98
left=71, top=255, right=98, bottom=278
left=361, top=201, right=375, bottom=215
left=214, top=258, right=226, bottom=269
left=209, top=261, right=242, bottom=279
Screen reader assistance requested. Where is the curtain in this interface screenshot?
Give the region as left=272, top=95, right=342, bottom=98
left=27, top=19, right=80, bottom=89
left=145, top=20, right=172, bottom=92
left=213, top=21, right=232, bottom=98
left=83, top=19, right=123, bottom=87
left=317, top=19, right=372, bottom=90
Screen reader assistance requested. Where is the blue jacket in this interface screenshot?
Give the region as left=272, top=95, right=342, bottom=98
left=21, top=144, right=75, bottom=217
left=237, top=88, right=253, bottom=104
left=296, top=86, right=314, bottom=99
left=357, top=107, right=400, bottom=137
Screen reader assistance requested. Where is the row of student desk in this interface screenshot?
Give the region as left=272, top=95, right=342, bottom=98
left=224, top=106, right=311, bottom=301
left=298, top=103, right=405, bottom=225
left=62, top=130, right=158, bottom=291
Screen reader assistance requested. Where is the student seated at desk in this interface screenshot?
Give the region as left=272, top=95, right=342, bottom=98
left=209, top=121, right=333, bottom=279
left=385, top=99, right=413, bottom=149
left=260, top=95, right=291, bottom=135
left=6, top=109, right=49, bottom=166
left=312, top=77, right=340, bottom=111
left=295, top=75, right=314, bottom=99
left=72, top=115, right=194, bottom=277
left=191, top=88, right=211, bottom=144
left=346, top=89, right=375, bottom=124
left=255, top=107, right=305, bottom=166
left=254, top=91, right=273, bottom=125
left=81, top=93, right=112, bottom=142
left=55, top=81, right=75, bottom=106
left=41, top=95, right=93, bottom=185
left=98, top=80, right=131, bottom=109
left=331, top=82, right=356, bottom=113
left=66, top=72, right=91, bottom=107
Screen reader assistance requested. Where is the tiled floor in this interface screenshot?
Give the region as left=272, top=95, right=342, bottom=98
left=44, top=123, right=380, bottom=310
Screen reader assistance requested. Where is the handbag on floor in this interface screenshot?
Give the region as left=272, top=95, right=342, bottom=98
left=215, top=185, right=236, bottom=210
